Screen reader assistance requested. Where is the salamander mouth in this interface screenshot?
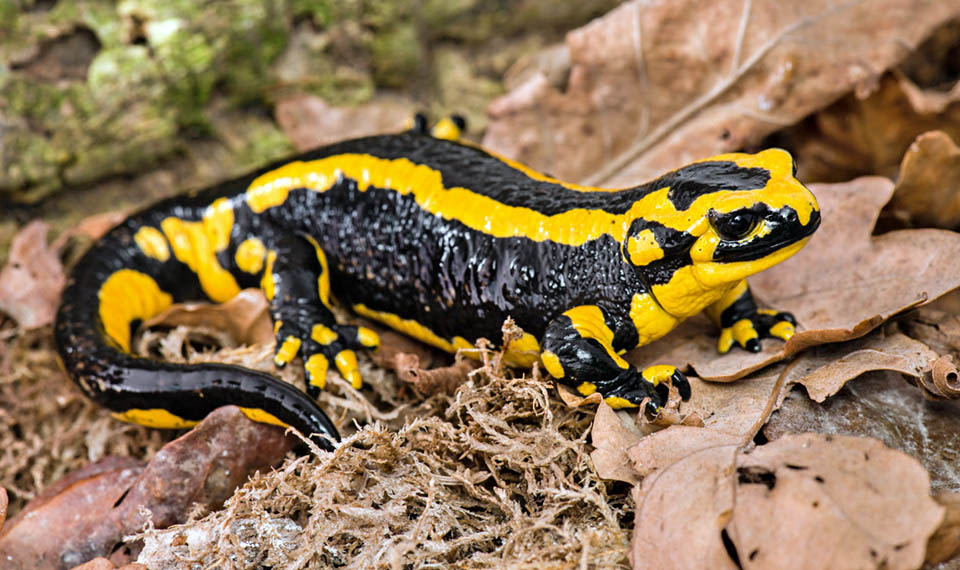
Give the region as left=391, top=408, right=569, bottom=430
left=713, top=208, right=820, bottom=264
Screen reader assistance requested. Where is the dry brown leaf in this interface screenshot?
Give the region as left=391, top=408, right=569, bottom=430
left=926, top=355, right=960, bottom=399
left=630, top=443, right=739, bottom=569
left=888, top=130, right=960, bottom=228
left=788, top=73, right=960, bottom=183
left=589, top=403, right=646, bottom=485
left=629, top=177, right=960, bottom=382
left=0, top=221, right=66, bottom=329
left=483, top=0, right=960, bottom=187
left=619, top=328, right=941, bottom=450
left=927, top=492, right=960, bottom=565
left=631, top=432, right=945, bottom=570
left=275, top=95, right=414, bottom=152
left=729, top=434, right=944, bottom=569
left=0, top=408, right=294, bottom=568
left=368, top=327, right=442, bottom=373
left=394, top=353, right=479, bottom=397
left=141, top=289, right=273, bottom=346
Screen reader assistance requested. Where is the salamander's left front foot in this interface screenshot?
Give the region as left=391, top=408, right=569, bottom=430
left=717, top=309, right=796, bottom=353
left=600, top=365, right=691, bottom=413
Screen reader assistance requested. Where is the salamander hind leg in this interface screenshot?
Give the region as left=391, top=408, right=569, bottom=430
left=540, top=306, right=690, bottom=413
left=263, top=233, right=379, bottom=398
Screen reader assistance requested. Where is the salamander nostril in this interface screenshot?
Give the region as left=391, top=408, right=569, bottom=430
left=785, top=210, right=798, bottom=224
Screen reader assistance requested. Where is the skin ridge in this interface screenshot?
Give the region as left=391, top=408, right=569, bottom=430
left=54, top=132, right=820, bottom=439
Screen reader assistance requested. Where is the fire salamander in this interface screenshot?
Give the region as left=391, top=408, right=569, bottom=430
left=54, top=117, right=820, bottom=450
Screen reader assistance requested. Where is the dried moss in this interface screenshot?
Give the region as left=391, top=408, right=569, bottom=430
left=136, top=363, right=631, bottom=568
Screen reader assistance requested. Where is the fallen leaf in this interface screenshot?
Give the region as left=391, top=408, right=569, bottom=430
left=763, top=371, right=960, bottom=493
left=630, top=443, right=738, bottom=569
left=483, top=0, right=960, bottom=186
left=924, top=355, right=960, bottom=399
left=786, top=73, right=960, bottom=184
left=887, top=130, right=960, bottom=228
left=0, top=221, right=66, bottom=329
left=275, top=95, right=414, bottom=152
left=619, top=327, right=943, bottom=449
left=629, top=177, right=960, bottom=382
left=631, top=432, right=945, bottom=570
left=927, top=492, right=960, bottom=566
left=728, top=434, right=944, bottom=569
left=394, top=353, right=479, bottom=397
left=590, top=403, right=647, bottom=485
left=141, top=289, right=273, bottom=346
left=0, top=407, right=294, bottom=568
left=367, top=327, right=442, bottom=373
left=627, top=425, right=739, bottom=477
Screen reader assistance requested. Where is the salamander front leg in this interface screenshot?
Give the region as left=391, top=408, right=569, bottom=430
left=263, top=233, right=379, bottom=398
left=706, top=280, right=796, bottom=354
left=539, top=306, right=690, bottom=413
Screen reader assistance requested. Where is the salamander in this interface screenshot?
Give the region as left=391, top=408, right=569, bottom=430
left=54, top=118, right=820, bottom=450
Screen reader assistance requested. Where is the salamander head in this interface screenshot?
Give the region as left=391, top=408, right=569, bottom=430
left=686, top=149, right=820, bottom=288
left=622, top=149, right=819, bottom=313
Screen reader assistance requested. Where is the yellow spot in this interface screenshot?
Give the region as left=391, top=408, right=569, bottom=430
left=239, top=407, right=289, bottom=428
left=274, top=335, right=301, bottom=365
left=769, top=320, right=795, bottom=341
left=503, top=332, right=541, bottom=368
left=563, top=306, right=629, bottom=369
left=161, top=216, right=240, bottom=303
left=431, top=117, right=462, bottom=141
left=577, top=382, right=597, bottom=396
left=235, top=237, right=267, bottom=274
left=357, top=326, right=380, bottom=348
left=629, top=293, right=681, bottom=346
left=311, top=324, right=339, bottom=345
left=305, top=354, right=329, bottom=389
left=641, top=365, right=676, bottom=385
left=274, top=319, right=282, bottom=335
left=334, top=349, right=362, bottom=389
left=134, top=226, right=170, bottom=262
left=540, top=350, right=565, bottom=378
left=98, top=269, right=173, bottom=352
left=626, top=229, right=664, bottom=266
left=113, top=408, right=197, bottom=429
left=261, top=250, right=277, bottom=300
left=604, top=396, right=639, bottom=409
left=203, top=198, right=235, bottom=251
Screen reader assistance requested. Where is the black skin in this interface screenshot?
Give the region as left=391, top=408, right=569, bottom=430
left=55, top=131, right=819, bottom=443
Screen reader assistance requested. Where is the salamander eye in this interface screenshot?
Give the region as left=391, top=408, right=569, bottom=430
left=710, top=210, right=758, bottom=241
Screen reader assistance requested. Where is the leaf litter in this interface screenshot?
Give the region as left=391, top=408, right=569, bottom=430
left=1, top=2, right=960, bottom=569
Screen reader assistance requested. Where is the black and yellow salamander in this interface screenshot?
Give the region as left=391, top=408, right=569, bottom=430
left=54, top=119, right=820, bottom=450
